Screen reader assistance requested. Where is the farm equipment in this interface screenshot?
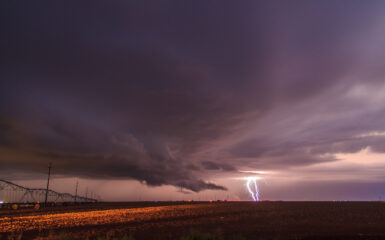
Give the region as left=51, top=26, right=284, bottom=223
left=0, top=179, right=97, bottom=210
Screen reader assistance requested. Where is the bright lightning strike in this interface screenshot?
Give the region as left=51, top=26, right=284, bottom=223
left=245, top=177, right=259, bottom=202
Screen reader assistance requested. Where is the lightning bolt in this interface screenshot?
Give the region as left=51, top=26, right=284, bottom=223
left=246, top=177, right=259, bottom=202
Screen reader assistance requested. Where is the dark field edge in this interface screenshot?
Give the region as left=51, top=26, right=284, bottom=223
left=2, top=228, right=385, bottom=240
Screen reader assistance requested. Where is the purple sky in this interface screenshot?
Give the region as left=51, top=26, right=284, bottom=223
left=2, top=1, right=385, bottom=201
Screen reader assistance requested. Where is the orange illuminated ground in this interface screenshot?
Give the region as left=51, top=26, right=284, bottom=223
left=1, top=202, right=385, bottom=239
left=0, top=204, right=208, bottom=232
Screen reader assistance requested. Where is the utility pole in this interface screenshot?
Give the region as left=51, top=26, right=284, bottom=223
left=44, top=162, right=52, bottom=206
left=74, top=181, right=78, bottom=203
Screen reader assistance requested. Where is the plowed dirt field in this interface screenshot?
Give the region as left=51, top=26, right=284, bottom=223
left=1, top=202, right=385, bottom=239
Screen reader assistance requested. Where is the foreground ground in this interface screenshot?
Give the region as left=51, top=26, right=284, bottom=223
left=1, top=201, right=385, bottom=240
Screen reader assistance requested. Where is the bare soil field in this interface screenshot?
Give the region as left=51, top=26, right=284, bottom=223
left=1, top=201, right=385, bottom=240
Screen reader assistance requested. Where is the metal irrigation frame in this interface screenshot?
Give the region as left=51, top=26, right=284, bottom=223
left=0, top=179, right=97, bottom=203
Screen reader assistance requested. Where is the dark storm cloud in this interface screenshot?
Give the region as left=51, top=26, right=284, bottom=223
left=201, top=161, right=236, bottom=171
left=2, top=1, right=385, bottom=192
left=0, top=116, right=227, bottom=191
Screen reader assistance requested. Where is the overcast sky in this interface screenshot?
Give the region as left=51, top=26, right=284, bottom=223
left=2, top=1, right=385, bottom=201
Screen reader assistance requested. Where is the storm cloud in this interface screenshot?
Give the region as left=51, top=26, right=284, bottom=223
left=2, top=1, right=385, bottom=195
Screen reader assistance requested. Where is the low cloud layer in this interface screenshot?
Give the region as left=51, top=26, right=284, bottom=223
left=2, top=1, right=385, bottom=195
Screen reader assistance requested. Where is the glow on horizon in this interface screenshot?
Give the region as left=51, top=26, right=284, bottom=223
left=239, top=170, right=270, bottom=175
left=356, top=131, right=385, bottom=138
